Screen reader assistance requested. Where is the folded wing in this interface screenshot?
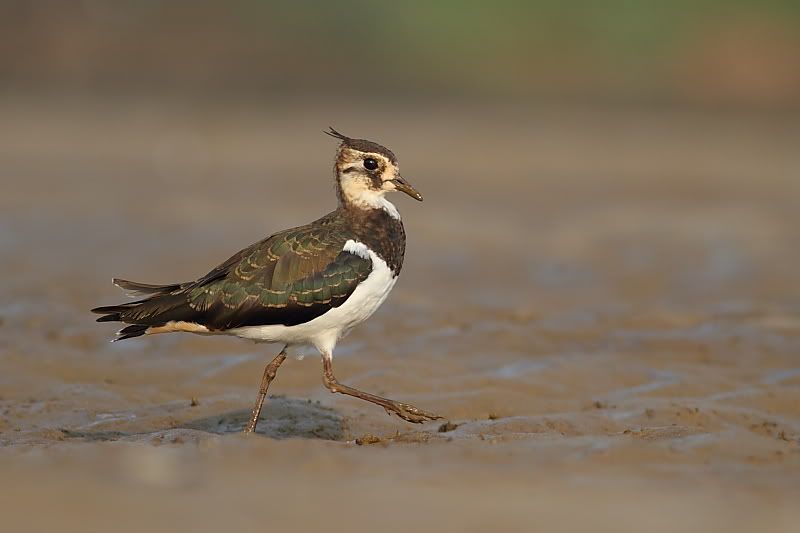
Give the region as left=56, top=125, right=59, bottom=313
left=91, top=218, right=372, bottom=336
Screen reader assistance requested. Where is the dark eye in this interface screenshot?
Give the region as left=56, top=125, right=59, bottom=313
left=363, top=158, right=379, bottom=171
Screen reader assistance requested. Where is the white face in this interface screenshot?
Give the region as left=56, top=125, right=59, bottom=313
left=336, top=147, right=422, bottom=212
left=337, top=148, right=398, bottom=203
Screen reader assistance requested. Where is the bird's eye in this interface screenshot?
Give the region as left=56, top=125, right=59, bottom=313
left=363, top=158, right=379, bottom=171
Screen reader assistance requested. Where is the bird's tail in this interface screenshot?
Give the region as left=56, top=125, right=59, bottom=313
left=90, top=301, right=151, bottom=341
left=112, top=278, right=182, bottom=297
left=91, top=278, right=184, bottom=341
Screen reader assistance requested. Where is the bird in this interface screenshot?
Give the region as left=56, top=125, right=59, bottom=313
left=91, top=128, right=442, bottom=433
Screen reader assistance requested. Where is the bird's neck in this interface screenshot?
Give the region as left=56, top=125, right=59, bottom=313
left=338, top=204, right=407, bottom=275
left=336, top=180, right=401, bottom=220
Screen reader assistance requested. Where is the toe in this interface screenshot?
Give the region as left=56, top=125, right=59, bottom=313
left=394, top=403, right=442, bottom=423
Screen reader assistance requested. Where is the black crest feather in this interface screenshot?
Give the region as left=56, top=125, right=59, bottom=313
left=324, top=127, right=351, bottom=142
left=323, top=127, right=397, bottom=163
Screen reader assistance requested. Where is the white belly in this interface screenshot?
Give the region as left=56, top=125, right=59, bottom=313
left=228, top=241, right=397, bottom=356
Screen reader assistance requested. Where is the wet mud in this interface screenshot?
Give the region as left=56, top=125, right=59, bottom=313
left=0, top=100, right=799, bottom=531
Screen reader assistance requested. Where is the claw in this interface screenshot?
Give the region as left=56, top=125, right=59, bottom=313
left=390, top=402, right=443, bottom=423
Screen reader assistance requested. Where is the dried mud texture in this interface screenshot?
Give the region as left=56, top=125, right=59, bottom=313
left=0, top=100, right=799, bottom=532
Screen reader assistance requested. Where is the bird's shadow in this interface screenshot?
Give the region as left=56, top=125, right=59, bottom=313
left=61, top=396, right=347, bottom=443
left=184, top=396, right=346, bottom=440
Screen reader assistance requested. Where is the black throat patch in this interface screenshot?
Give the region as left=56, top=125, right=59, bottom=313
left=344, top=207, right=406, bottom=275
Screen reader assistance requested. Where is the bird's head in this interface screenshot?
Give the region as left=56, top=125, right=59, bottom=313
left=326, top=128, right=422, bottom=212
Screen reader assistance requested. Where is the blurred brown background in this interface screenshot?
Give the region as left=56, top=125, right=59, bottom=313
left=2, top=0, right=799, bottom=107
left=1, top=2, right=799, bottom=532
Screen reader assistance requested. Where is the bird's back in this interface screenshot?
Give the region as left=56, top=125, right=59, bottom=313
left=91, top=209, right=391, bottom=338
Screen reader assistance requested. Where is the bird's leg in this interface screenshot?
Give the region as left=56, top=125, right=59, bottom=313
left=244, top=346, right=288, bottom=434
left=321, top=354, right=441, bottom=423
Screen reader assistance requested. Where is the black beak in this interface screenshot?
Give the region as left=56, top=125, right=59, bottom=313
left=392, top=176, right=423, bottom=201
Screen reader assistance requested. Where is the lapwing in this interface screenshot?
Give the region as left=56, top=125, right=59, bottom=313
left=92, top=128, right=441, bottom=433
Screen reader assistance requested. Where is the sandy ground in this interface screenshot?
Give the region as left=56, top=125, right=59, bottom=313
left=0, top=98, right=799, bottom=532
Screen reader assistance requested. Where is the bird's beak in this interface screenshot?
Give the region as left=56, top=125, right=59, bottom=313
left=392, top=176, right=423, bottom=201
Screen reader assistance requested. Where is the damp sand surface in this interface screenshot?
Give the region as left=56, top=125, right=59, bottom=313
left=1, top=100, right=799, bottom=532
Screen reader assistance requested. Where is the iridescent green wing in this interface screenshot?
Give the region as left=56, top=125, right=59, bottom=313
left=179, top=220, right=372, bottom=329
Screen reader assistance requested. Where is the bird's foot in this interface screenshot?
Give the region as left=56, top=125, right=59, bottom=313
left=384, top=401, right=442, bottom=423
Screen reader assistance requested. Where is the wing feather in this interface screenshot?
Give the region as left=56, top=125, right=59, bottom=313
left=95, top=213, right=373, bottom=331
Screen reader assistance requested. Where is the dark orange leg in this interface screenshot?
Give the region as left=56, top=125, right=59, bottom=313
left=322, top=355, right=441, bottom=423
left=244, top=346, right=288, bottom=434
